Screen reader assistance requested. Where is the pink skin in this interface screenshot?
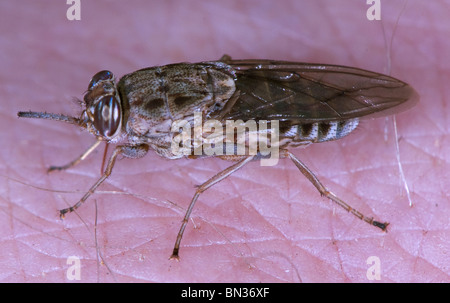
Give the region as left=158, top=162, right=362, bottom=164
left=2, top=1, right=448, bottom=282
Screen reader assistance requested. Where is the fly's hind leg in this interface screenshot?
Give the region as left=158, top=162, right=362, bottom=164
left=284, top=150, right=389, bottom=231
left=170, top=155, right=255, bottom=260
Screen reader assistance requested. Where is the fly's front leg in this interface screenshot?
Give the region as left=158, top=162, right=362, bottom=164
left=48, top=140, right=102, bottom=173
left=284, top=150, right=389, bottom=231
left=170, top=155, right=255, bottom=260
left=59, top=144, right=149, bottom=218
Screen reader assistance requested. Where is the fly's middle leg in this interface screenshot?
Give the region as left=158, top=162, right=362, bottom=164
left=170, top=155, right=255, bottom=260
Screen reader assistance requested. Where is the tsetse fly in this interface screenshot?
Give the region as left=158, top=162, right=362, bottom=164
left=18, top=55, right=418, bottom=259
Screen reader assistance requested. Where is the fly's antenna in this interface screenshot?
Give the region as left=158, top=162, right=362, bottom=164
left=17, top=111, right=85, bottom=128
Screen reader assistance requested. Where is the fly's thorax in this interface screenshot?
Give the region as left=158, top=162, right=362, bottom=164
left=280, top=118, right=360, bottom=147
left=116, top=62, right=236, bottom=145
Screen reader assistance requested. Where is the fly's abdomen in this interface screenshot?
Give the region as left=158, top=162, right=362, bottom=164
left=289, top=118, right=359, bottom=143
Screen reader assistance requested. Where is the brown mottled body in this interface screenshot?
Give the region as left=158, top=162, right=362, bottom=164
left=120, top=63, right=235, bottom=150
left=18, top=56, right=418, bottom=259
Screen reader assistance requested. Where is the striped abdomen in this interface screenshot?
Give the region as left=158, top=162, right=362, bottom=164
left=285, top=118, right=359, bottom=144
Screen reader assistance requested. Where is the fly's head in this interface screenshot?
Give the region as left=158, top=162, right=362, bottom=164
left=82, top=70, right=123, bottom=142
left=18, top=70, right=125, bottom=143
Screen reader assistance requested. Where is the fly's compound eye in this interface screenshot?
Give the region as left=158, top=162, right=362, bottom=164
left=93, top=95, right=121, bottom=138
left=88, top=70, right=114, bottom=90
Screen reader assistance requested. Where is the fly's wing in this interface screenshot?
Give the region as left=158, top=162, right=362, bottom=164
left=215, top=59, right=418, bottom=123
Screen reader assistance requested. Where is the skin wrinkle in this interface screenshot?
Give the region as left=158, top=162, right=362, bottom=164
left=2, top=1, right=449, bottom=282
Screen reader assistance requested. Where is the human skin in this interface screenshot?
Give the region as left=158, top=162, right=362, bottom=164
left=1, top=0, right=448, bottom=282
